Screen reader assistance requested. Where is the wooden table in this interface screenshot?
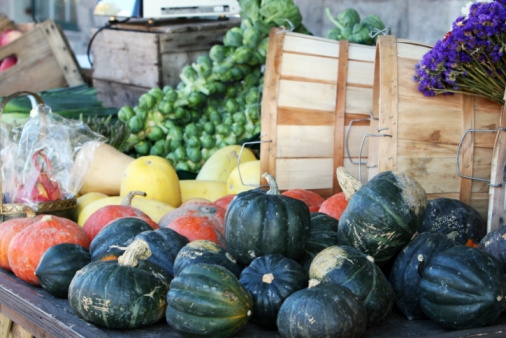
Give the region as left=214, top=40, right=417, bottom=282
left=1, top=267, right=506, bottom=338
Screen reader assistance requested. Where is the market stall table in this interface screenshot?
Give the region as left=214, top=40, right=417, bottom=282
left=1, top=268, right=506, bottom=337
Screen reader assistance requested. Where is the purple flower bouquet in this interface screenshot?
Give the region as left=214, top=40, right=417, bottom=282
left=414, top=0, right=506, bottom=105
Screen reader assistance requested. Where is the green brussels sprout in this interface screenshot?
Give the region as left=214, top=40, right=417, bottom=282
left=128, top=115, right=144, bottom=133
left=202, top=121, right=215, bottom=135
left=209, top=45, right=227, bottom=63
left=148, top=87, right=163, bottom=104
left=223, top=27, right=244, bottom=47
left=257, top=37, right=269, bottom=58
left=175, top=161, right=191, bottom=172
left=173, top=146, right=188, bottom=162
left=134, top=140, right=151, bottom=156
left=158, top=99, right=174, bottom=116
left=134, top=106, right=148, bottom=120
left=138, top=92, right=156, bottom=110
left=337, top=8, right=361, bottom=28
left=150, top=139, right=166, bottom=156
left=225, top=98, right=240, bottom=114
left=147, top=125, right=165, bottom=141
left=200, top=134, right=216, bottom=149
left=186, top=135, right=201, bottom=149
left=186, top=147, right=203, bottom=163
left=327, top=28, right=341, bottom=40
left=233, top=46, right=254, bottom=64
left=242, top=26, right=261, bottom=49
left=117, top=105, right=135, bottom=123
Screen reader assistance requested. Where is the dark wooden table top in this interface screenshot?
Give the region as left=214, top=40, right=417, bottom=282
left=1, top=267, right=506, bottom=338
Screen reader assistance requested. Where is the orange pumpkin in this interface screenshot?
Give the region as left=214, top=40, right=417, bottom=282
left=159, top=200, right=226, bottom=248
left=0, top=210, right=43, bottom=271
left=8, top=215, right=90, bottom=285
left=282, top=189, right=325, bottom=213
left=83, top=191, right=159, bottom=241
left=319, top=192, right=348, bottom=220
left=213, top=194, right=236, bottom=211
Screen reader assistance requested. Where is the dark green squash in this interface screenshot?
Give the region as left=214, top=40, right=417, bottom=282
left=224, top=173, right=311, bottom=266
left=239, top=254, right=308, bottom=330
left=165, top=263, right=253, bottom=338
left=68, top=239, right=171, bottom=329
left=389, top=231, right=455, bottom=320
left=173, top=239, right=242, bottom=278
left=477, top=226, right=506, bottom=272
left=133, top=227, right=189, bottom=277
left=420, top=198, right=486, bottom=246
left=420, top=245, right=506, bottom=330
left=276, top=283, right=367, bottom=338
left=309, top=245, right=394, bottom=327
left=89, top=217, right=154, bottom=261
left=337, top=171, right=427, bottom=266
left=298, top=212, right=339, bottom=272
left=35, top=243, right=91, bottom=298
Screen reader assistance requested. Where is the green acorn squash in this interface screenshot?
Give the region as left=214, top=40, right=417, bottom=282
left=35, top=243, right=91, bottom=298
left=224, top=173, right=311, bottom=266
left=420, top=197, right=486, bottom=246
left=68, top=239, right=171, bottom=329
left=420, top=245, right=506, bottom=330
left=298, top=212, right=339, bottom=272
left=389, top=231, right=455, bottom=320
left=239, top=254, right=308, bottom=330
left=173, top=239, right=242, bottom=278
left=132, top=227, right=189, bottom=276
left=165, top=263, right=253, bottom=338
left=277, top=283, right=367, bottom=338
left=89, top=217, right=154, bottom=261
left=309, top=245, right=394, bottom=327
left=337, top=171, right=427, bottom=266
left=478, top=226, right=506, bottom=272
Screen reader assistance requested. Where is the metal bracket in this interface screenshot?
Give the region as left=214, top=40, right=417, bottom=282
left=238, top=140, right=271, bottom=188
left=456, top=128, right=505, bottom=187
left=344, top=113, right=377, bottom=166
left=357, top=127, right=392, bottom=182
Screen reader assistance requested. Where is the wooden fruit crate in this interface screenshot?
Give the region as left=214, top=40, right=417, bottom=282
left=368, top=35, right=503, bottom=224
left=0, top=16, right=84, bottom=97
left=260, top=28, right=376, bottom=198
left=91, top=17, right=241, bottom=108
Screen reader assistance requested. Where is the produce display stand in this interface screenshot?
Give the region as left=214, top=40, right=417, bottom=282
left=1, top=267, right=506, bottom=338
left=90, top=17, right=241, bottom=107
left=0, top=16, right=84, bottom=97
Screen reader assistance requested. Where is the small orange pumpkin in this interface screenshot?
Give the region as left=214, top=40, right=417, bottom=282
left=213, top=194, right=236, bottom=211
left=282, top=189, right=325, bottom=213
left=159, top=200, right=226, bottom=248
left=83, top=191, right=159, bottom=241
left=319, top=192, right=348, bottom=220
left=8, top=214, right=90, bottom=285
left=0, top=209, right=43, bottom=271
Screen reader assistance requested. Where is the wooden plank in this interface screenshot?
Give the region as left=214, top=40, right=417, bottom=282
left=93, top=79, right=149, bottom=107
left=277, top=107, right=334, bottom=126
left=279, top=52, right=338, bottom=82
left=333, top=40, right=349, bottom=193
left=277, top=79, right=336, bottom=111
left=275, top=158, right=334, bottom=190
left=0, top=312, right=12, bottom=338
left=260, top=28, right=285, bottom=185
left=377, top=35, right=399, bottom=172
left=276, top=125, right=334, bottom=157
left=345, top=86, right=373, bottom=114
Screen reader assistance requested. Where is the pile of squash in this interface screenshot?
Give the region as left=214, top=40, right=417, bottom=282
left=1, top=158, right=506, bottom=337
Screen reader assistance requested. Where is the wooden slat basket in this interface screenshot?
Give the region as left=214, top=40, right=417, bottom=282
left=260, top=28, right=376, bottom=197
left=0, top=91, right=77, bottom=222
left=0, top=16, right=84, bottom=97
left=368, top=35, right=503, bottom=223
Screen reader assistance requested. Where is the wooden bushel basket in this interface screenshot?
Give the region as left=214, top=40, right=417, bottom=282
left=259, top=28, right=376, bottom=197
left=0, top=91, right=77, bottom=222
left=368, top=35, right=503, bottom=225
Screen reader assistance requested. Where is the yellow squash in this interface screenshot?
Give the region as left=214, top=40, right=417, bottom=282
left=226, top=160, right=261, bottom=194
left=196, top=145, right=257, bottom=182
left=179, top=179, right=228, bottom=203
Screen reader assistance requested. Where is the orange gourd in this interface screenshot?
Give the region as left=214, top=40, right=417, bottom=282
left=8, top=214, right=90, bottom=285
left=213, top=194, right=236, bottom=211
left=159, top=200, right=226, bottom=248
left=319, top=192, right=348, bottom=220
left=282, top=189, right=325, bottom=213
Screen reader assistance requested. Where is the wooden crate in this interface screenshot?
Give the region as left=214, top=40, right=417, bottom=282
left=0, top=17, right=84, bottom=97
left=260, top=28, right=376, bottom=198
left=368, top=35, right=503, bottom=222
left=91, top=18, right=241, bottom=107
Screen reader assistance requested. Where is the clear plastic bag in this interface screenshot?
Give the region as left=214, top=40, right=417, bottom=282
left=3, top=103, right=106, bottom=209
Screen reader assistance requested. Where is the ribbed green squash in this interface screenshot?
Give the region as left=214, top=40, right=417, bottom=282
left=239, top=254, right=308, bottom=330
left=68, top=240, right=171, bottom=329
left=478, top=226, right=506, bottom=272
left=173, top=239, right=242, bottom=278
left=224, top=173, right=311, bottom=266
left=389, top=232, right=455, bottom=320
left=420, top=246, right=506, bottom=330
left=298, top=212, right=339, bottom=272
left=420, top=198, right=486, bottom=245
left=337, top=171, right=427, bottom=266
left=133, top=227, right=189, bottom=276
left=165, top=263, right=253, bottom=338
left=277, top=283, right=367, bottom=338
left=309, top=245, right=394, bottom=327
left=35, top=243, right=91, bottom=298
left=89, top=217, right=154, bottom=261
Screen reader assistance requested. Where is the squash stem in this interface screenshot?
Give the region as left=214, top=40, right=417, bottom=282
left=118, top=239, right=152, bottom=267
left=262, top=172, right=280, bottom=195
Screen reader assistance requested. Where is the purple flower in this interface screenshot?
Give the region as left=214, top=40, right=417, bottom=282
left=415, top=0, right=506, bottom=104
